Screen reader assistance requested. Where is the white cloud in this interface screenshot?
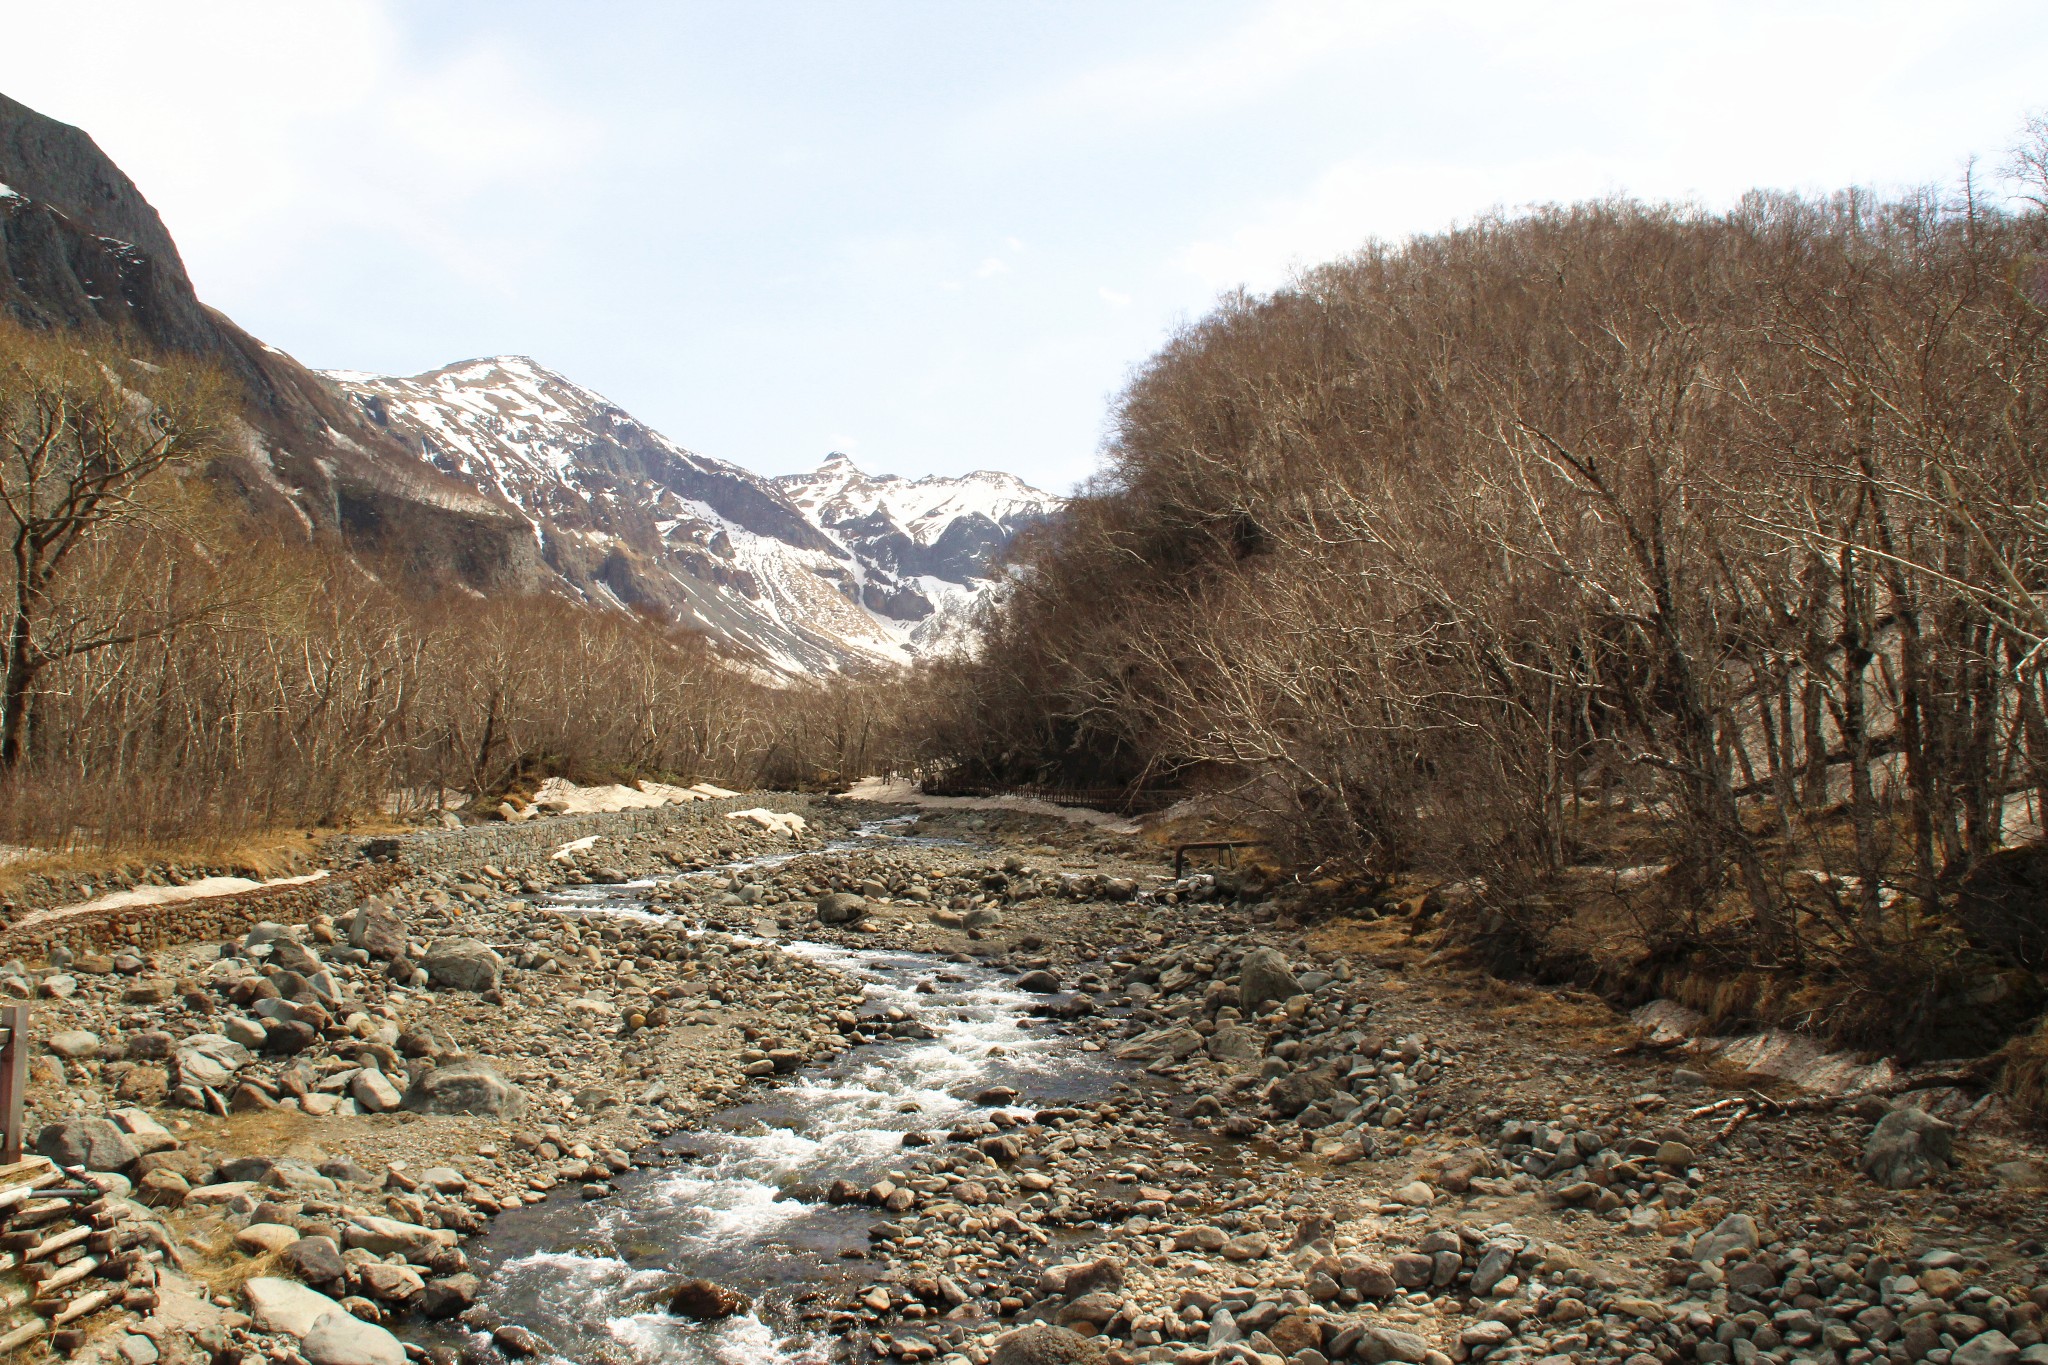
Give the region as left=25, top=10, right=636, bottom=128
left=1012, top=0, right=1413, bottom=128
left=1098, top=287, right=1133, bottom=308
left=0, top=0, right=591, bottom=300
left=974, top=256, right=1010, bottom=278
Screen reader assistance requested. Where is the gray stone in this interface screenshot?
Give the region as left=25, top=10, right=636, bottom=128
left=1861, top=1107, right=1954, bottom=1189
left=302, top=1309, right=406, bottom=1365
left=262, top=1159, right=337, bottom=1194
left=269, top=938, right=322, bottom=975
left=1237, top=946, right=1302, bottom=1011
left=1016, top=970, right=1061, bottom=993
left=351, top=1068, right=403, bottom=1113
left=342, top=1215, right=456, bottom=1258
left=1206, top=1023, right=1263, bottom=1063
left=244, top=1277, right=343, bottom=1337
left=421, top=938, right=503, bottom=992
left=815, top=893, right=868, bottom=924
left=348, top=903, right=408, bottom=961
left=990, top=1324, right=1106, bottom=1365
left=282, top=1235, right=346, bottom=1286
left=35, top=1118, right=139, bottom=1172
left=1358, top=1327, right=1432, bottom=1363
left=419, top=1273, right=480, bottom=1319
left=45, top=1029, right=100, bottom=1059
left=1694, top=1213, right=1760, bottom=1263
left=1954, top=1332, right=2021, bottom=1365
left=402, top=1057, right=527, bottom=1119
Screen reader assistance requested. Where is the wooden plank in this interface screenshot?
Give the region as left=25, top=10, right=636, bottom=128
left=1, top=1198, right=70, bottom=1230
left=26, top=1255, right=97, bottom=1293
left=22, top=1224, right=89, bottom=1262
left=0, top=1159, right=54, bottom=1186
left=50, top=1288, right=115, bottom=1327
left=0, top=1006, right=25, bottom=1165
left=0, top=1172, right=62, bottom=1213
left=0, top=1316, right=43, bottom=1354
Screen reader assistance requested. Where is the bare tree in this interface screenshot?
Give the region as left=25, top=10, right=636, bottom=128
left=0, top=323, right=229, bottom=767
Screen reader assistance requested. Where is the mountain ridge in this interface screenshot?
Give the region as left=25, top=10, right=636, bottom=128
left=0, top=89, right=1058, bottom=677
left=324, top=356, right=1060, bottom=673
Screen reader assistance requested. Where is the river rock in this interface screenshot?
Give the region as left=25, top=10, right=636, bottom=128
left=1954, top=1332, right=2021, bottom=1365
left=351, top=1068, right=403, bottom=1113
left=1037, top=1257, right=1123, bottom=1298
left=303, top=1309, right=406, bottom=1365
left=283, top=1235, right=347, bottom=1287
left=1206, top=1023, right=1263, bottom=1062
left=816, top=893, right=868, bottom=924
left=45, top=1029, right=100, bottom=1059
left=403, top=1058, right=526, bottom=1118
left=349, top=904, right=408, bottom=961
left=35, top=1118, right=138, bottom=1172
left=245, top=1278, right=343, bottom=1338
left=1358, top=1326, right=1432, bottom=1364
left=419, top=1273, right=480, bottom=1319
left=343, top=1215, right=456, bottom=1258
left=1862, top=1106, right=1954, bottom=1188
left=1269, top=1068, right=1334, bottom=1116
left=991, top=1324, right=1106, bottom=1365
left=234, top=1223, right=302, bottom=1255
left=1015, top=970, right=1061, bottom=993
left=1694, top=1213, right=1760, bottom=1262
left=1237, top=946, right=1301, bottom=1011
left=668, top=1278, right=751, bottom=1320
left=422, top=938, right=503, bottom=992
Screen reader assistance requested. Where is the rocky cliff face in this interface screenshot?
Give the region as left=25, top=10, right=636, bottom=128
left=0, top=92, right=544, bottom=595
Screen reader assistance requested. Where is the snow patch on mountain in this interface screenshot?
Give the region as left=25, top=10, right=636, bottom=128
left=321, top=357, right=1057, bottom=674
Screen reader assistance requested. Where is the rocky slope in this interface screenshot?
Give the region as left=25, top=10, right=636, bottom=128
left=2, top=90, right=1058, bottom=676
left=0, top=93, right=546, bottom=596
left=326, top=359, right=1060, bottom=671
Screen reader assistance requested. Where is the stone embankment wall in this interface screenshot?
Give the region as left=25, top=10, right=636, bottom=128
left=0, top=795, right=819, bottom=963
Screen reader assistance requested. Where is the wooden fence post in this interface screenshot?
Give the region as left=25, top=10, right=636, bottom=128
left=0, top=1004, right=27, bottom=1165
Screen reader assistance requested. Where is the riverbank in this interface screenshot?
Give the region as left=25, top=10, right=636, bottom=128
left=5, top=795, right=2044, bottom=1365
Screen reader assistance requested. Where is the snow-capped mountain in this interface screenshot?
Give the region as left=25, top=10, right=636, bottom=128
left=776, top=454, right=1058, bottom=654
left=324, top=357, right=1059, bottom=674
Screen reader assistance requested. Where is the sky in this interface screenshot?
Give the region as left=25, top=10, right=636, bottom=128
left=5, top=2, right=2047, bottom=493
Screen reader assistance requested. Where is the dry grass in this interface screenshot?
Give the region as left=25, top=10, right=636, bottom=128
left=0, top=826, right=341, bottom=898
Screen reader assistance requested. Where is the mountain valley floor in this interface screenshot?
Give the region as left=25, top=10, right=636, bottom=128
left=0, top=797, right=2041, bottom=1365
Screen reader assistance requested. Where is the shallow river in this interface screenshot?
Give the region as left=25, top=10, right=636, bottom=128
left=431, top=825, right=1119, bottom=1364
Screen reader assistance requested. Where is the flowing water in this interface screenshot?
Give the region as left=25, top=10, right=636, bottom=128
left=432, top=823, right=1121, bottom=1364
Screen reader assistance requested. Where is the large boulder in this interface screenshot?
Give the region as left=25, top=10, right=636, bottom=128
left=302, top=1309, right=406, bottom=1365
left=348, top=903, right=408, bottom=961
left=35, top=1118, right=139, bottom=1172
left=1035, top=1257, right=1122, bottom=1299
left=667, top=1278, right=750, bottom=1321
left=45, top=1029, right=100, bottom=1059
left=402, top=1058, right=527, bottom=1119
left=1862, top=1107, right=1954, bottom=1189
left=1268, top=1068, right=1335, bottom=1118
left=421, top=938, right=502, bottom=992
left=815, top=893, right=868, bottom=924
left=1237, top=946, right=1302, bottom=1012
left=244, top=1278, right=343, bottom=1338
left=990, top=1325, right=1105, bottom=1365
